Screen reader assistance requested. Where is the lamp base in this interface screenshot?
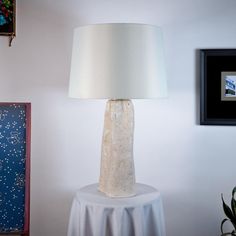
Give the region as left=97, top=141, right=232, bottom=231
left=98, top=99, right=136, bottom=198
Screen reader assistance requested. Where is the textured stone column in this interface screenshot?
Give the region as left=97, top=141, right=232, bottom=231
left=98, top=99, right=136, bottom=197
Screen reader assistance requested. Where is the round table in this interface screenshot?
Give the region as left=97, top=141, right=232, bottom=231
left=67, top=183, right=166, bottom=236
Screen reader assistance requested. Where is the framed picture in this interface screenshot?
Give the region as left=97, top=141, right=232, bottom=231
left=200, top=49, right=236, bottom=125
left=0, top=103, right=31, bottom=236
left=0, top=0, right=16, bottom=36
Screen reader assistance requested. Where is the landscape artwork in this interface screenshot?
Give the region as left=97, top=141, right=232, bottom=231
left=221, top=72, right=236, bottom=101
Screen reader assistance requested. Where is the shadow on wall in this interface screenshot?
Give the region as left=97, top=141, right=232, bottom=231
left=163, top=190, right=220, bottom=236
left=0, top=0, right=85, bottom=97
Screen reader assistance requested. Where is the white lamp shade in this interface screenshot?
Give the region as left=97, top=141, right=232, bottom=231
left=69, top=23, right=167, bottom=99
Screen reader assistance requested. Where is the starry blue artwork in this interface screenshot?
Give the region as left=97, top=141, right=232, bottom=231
left=0, top=103, right=30, bottom=234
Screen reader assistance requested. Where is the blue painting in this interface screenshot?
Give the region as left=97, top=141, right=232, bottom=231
left=0, top=104, right=27, bottom=233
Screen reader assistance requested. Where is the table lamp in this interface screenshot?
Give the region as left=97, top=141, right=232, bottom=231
left=69, top=23, right=167, bottom=198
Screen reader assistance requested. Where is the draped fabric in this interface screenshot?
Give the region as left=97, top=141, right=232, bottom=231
left=67, top=184, right=166, bottom=236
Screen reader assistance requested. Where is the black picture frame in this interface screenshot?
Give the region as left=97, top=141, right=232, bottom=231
left=200, top=49, right=236, bottom=125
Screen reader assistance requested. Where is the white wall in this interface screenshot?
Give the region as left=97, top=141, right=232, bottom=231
left=0, top=0, right=236, bottom=235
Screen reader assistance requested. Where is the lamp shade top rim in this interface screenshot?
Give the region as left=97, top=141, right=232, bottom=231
left=74, top=23, right=161, bottom=30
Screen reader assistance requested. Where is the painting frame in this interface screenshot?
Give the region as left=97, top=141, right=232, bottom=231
left=0, top=0, right=16, bottom=36
left=200, top=49, right=236, bottom=125
left=0, top=103, right=31, bottom=236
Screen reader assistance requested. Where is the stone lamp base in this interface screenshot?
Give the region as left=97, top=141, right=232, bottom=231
left=98, top=99, right=136, bottom=197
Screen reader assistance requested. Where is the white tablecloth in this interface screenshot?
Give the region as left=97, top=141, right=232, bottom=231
left=67, top=183, right=166, bottom=236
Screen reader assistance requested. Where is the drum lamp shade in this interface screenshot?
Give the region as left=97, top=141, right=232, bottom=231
left=69, top=23, right=167, bottom=99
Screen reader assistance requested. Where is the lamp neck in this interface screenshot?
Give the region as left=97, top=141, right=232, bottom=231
left=109, top=99, right=131, bottom=102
